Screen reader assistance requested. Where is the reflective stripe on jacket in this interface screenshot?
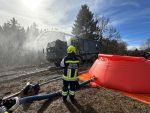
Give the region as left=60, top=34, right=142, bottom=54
left=61, top=54, right=79, bottom=81
left=63, top=60, right=79, bottom=81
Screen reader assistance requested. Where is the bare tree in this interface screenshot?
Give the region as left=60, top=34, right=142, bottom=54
left=140, top=38, right=150, bottom=50
left=107, top=26, right=121, bottom=40
left=145, top=38, right=150, bottom=49
left=97, top=16, right=110, bottom=41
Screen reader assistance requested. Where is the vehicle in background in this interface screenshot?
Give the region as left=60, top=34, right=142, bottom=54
left=46, top=37, right=101, bottom=66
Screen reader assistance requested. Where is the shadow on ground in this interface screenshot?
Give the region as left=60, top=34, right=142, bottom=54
left=37, top=97, right=60, bottom=113
left=64, top=99, right=99, bottom=113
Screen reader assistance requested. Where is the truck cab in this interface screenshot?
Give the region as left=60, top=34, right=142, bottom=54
left=46, top=36, right=101, bottom=66
left=46, top=39, right=67, bottom=66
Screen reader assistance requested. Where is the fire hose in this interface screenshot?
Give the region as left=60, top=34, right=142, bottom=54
left=3, top=70, right=88, bottom=100
left=3, top=76, right=62, bottom=100
left=0, top=76, right=96, bottom=113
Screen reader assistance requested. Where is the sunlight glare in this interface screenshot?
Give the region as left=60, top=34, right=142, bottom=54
left=22, top=0, right=42, bottom=11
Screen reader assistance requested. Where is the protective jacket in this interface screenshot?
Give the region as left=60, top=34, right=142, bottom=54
left=60, top=53, right=79, bottom=81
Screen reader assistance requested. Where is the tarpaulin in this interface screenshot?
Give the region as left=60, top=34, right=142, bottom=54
left=123, top=92, right=150, bottom=104
left=79, top=72, right=92, bottom=81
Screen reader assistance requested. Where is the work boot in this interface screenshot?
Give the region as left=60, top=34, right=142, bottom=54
left=62, top=96, right=67, bottom=102
left=69, top=95, right=75, bottom=102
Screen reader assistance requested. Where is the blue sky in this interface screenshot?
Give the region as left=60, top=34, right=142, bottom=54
left=0, top=0, right=150, bottom=49
left=87, top=0, right=150, bottom=49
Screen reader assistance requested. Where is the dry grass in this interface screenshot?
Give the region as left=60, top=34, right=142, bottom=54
left=1, top=65, right=150, bottom=113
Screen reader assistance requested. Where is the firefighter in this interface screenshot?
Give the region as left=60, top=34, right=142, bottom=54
left=143, top=51, right=150, bottom=59
left=60, top=45, right=80, bottom=101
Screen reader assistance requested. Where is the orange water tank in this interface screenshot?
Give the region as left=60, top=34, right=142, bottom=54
left=89, top=54, right=150, bottom=93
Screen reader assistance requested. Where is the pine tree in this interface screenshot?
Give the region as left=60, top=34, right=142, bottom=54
left=72, top=4, right=99, bottom=40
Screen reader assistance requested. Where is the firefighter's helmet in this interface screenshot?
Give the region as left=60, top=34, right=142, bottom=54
left=67, top=45, right=76, bottom=54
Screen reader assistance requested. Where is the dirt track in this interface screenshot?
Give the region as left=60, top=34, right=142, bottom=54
left=1, top=65, right=150, bottom=113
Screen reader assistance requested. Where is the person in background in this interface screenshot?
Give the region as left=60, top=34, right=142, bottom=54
left=143, top=51, right=150, bottom=59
